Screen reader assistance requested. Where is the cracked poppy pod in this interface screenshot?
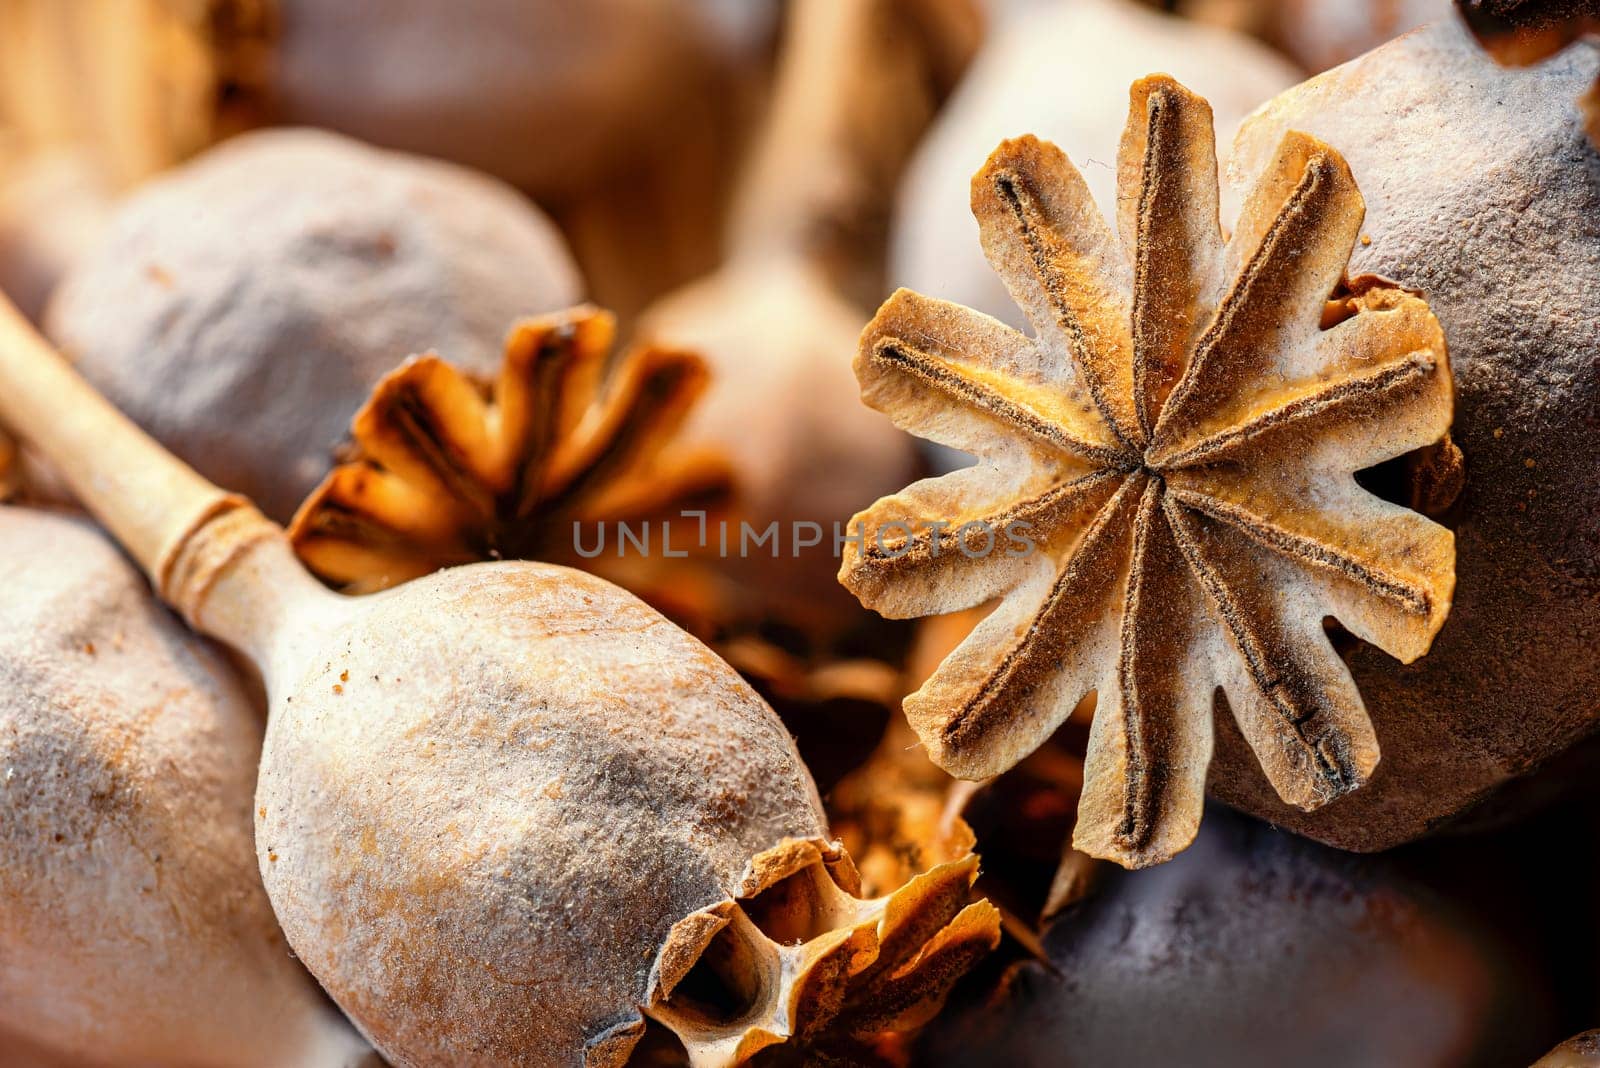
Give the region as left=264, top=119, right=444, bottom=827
left=840, top=75, right=1455, bottom=868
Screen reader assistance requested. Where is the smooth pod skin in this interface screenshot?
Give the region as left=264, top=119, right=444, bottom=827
left=1209, top=20, right=1600, bottom=850
left=247, top=559, right=829, bottom=1065
left=0, top=507, right=369, bottom=1067
left=46, top=128, right=582, bottom=523
left=918, top=806, right=1560, bottom=1068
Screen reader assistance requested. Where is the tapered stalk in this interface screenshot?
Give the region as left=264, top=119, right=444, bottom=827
left=0, top=292, right=336, bottom=671
left=727, top=0, right=978, bottom=297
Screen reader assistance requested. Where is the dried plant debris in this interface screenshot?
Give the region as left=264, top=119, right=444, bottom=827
left=649, top=838, right=1000, bottom=1068
left=290, top=305, right=731, bottom=595
left=840, top=75, right=1455, bottom=868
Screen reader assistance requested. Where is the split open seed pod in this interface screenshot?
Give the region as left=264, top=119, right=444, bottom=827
left=1209, top=19, right=1600, bottom=851
left=285, top=305, right=730, bottom=601
left=0, top=506, right=372, bottom=1067
left=840, top=75, right=1456, bottom=868
left=45, top=127, right=581, bottom=524
left=0, top=296, right=1000, bottom=1066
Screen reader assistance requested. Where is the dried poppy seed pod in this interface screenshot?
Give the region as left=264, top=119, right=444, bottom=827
left=285, top=305, right=732, bottom=600
left=1211, top=19, right=1600, bottom=851
left=891, top=0, right=1298, bottom=348
left=0, top=506, right=372, bottom=1067
left=45, top=127, right=581, bottom=524
left=843, top=75, right=1455, bottom=868
left=0, top=301, right=999, bottom=1065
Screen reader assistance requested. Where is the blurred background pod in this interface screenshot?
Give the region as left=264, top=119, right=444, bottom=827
left=889, top=0, right=1300, bottom=477
left=915, top=803, right=1570, bottom=1068
left=636, top=0, right=981, bottom=644
left=0, top=0, right=780, bottom=322
left=1140, top=0, right=1453, bottom=74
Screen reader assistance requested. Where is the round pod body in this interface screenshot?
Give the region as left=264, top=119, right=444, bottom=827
left=268, top=0, right=774, bottom=201
left=0, top=507, right=367, bottom=1067
left=252, top=560, right=830, bottom=1065
left=890, top=0, right=1298, bottom=346
left=917, top=806, right=1559, bottom=1068
left=46, top=128, right=582, bottom=523
left=1207, top=21, right=1600, bottom=850
left=638, top=259, right=921, bottom=637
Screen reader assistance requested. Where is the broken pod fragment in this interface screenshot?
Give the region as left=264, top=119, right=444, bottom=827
left=839, top=75, right=1455, bottom=868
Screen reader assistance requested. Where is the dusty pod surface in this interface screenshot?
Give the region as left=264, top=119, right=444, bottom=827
left=251, top=559, right=995, bottom=1065
left=46, top=127, right=582, bottom=523
left=1208, top=20, right=1600, bottom=851
left=890, top=0, right=1298, bottom=346
left=916, top=805, right=1561, bottom=1068
left=0, top=507, right=368, bottom=1067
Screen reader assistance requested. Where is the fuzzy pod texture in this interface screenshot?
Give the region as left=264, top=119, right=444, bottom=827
left=0, top=507, right=368, bottom=1067
left=46, top=128, right=582, bottom=524
left=253, top=560, right=831, bottom=1065
left=916, top=805, right=1559, bottom=1068
left=890, top=0, right=1299, bottom=351
left=1209, top=20, right=1600, bottom=850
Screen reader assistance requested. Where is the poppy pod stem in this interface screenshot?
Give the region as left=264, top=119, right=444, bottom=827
left=0, top=292, right=325, bottom=666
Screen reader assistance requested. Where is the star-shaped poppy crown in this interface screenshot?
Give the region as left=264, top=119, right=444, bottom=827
left=840, top=75, right=1456, bottom=869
